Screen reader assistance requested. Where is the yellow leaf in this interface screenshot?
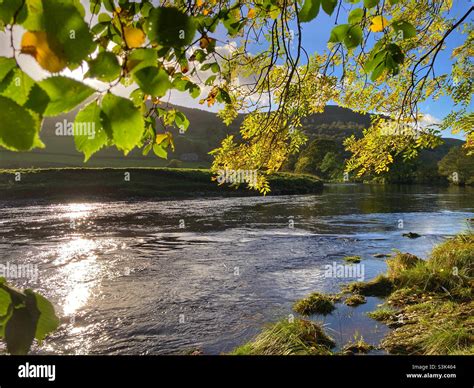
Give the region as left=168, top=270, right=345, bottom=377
left=248, top=8, right=256, bottom=19
left=197, top=0, right=204, bottom=7
left=124, top=26, right=145, bottom=48
left=155, top=133, right=168, bottom=145
left=370, top=16, right=389, bottom=33
left=21, top=31, right=67, bottom=73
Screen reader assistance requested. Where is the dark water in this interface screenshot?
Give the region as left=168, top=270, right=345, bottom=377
left=0, top=184, right=473, bottom=354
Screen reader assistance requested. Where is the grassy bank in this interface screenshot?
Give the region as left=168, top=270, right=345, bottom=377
left=0, top=168, right=323, bottom=201
left=231, top=233, right=473, bottom=355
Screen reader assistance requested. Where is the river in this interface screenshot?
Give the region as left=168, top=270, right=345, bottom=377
left=0, top=184, right=472, bottom=354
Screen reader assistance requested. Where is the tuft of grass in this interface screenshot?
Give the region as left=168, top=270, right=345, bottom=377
left=367, top=307, right=398, bottom=322
left=293, top=292, right=335, bottom=316
left=345, top=294, right=366, bottom=307
left=230, top=318, right=335, bottom=355
left=342, top=333, right=374, bottom=354
left=343, top=255, right=362, bottom=264
left=344, top=275, right=394, bottom=297
left=386, top=253, right=421, bottom=278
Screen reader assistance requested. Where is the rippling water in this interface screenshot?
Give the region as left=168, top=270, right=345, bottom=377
left=0, top=184, right=473, bottom=354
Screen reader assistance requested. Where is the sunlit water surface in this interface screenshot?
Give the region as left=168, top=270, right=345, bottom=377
left=0, top=184, right=472, bottom=354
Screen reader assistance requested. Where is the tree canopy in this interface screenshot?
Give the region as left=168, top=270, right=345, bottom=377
left=0, top=0, right=472, bottom=192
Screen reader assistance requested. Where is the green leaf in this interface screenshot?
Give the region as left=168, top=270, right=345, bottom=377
left=0, top=96, right=39, bottom=151
left=25, top=290, right=59, bottom=344
left=392, top=20, right=416, bottom=39
left=348, top=8, right=364, bottom=24
left=0, top=68, right=35, bottom=106
left=101, top=93, right=144, bottom=154
left=175, top=111, right=189, bottom=131
left=74, top=100, right=108, bottom=161
left=329, top=24, right=349, bottom=43
left=24, top=83, right=50, bottom=115
left=363, top=0, right=379, bottom=8
left=299, top=0, right=321, bottom=23
left=344, top=25, right=363, bottom=49
left=0, top=57, right=16, bottom=82
left=0, top=288, right=11, bottom=317
left=38, top=76, right=95, bottom=116
left=146, top=7, right=196, bottom=48
left=0, top=0, right=23, bottom=25
left=133, top=66, right=171, bottom=97
left=5, top=306, right=36, bottom=355
left=86, top=52, right=121, bottom=82
left=153, top=143, right=167, bottom=159
left=321, top=0, right=337, bottom=16
left=43, top=0, right=95, bottom=65
left=18, top=0, right=44, bottom=31
left=126, top=48, right=158, bottom=74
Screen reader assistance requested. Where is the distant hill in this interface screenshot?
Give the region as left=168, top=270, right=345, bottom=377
left=0, top=104, right=462, bottom=173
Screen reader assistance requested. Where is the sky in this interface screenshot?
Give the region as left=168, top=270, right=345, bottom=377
left=0, top=0, right=471, bottom=139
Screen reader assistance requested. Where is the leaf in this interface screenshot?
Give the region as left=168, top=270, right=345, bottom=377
left=348, top=8, right=364, bottom=24
left=370, top=15, right=389, bottom=32
left=0, top=96, right=39, bottom=151
left=392, top=20, right=416, bottom=39
left=126, top=48, right=158, bottom=74
left=38, top=76, right=94, bottom=116
left=4, top=306, right=36, bottom=355
left=299, top=0, right=321, bottom=22
left=0, top=0, right=23, bottom=25
left=0, top=288, right=11, bottom=317
left=0, top=67, right=35, bottom=105
left=74, top=100, right=108, bottom=161
left=0, top=57, right=16, bottom=82
left=321, top=0, right=337, bottom=16
left=175, top=111, right=189, bottom=131
left=101, top=93, right=144, bottom=154
left=344, top=25, right=363, bottom=49
left=25, top=290, right=59, bottom=344
left=146, top=7, right=196, bottom=48
left=42, top=0, right=95, bottom=65
left=24, top=83, right=50, bottom=115
left=123, top=26, right=146, bottom=48
left=329, top=24, right=350, bottom=43
left=153, top=143, right=167, bottom=159
left=18, top=0, right=44, bottom=31
left=87, top=52, right=121, bottom=82
left=133, top=66, right=171, bottom=97
left=20, top=31, right=67, bottom=73
left=363, top=0, right=379, bottom=8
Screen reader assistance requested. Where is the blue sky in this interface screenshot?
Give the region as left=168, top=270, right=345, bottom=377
left=297, top=0, right=473, bottom=127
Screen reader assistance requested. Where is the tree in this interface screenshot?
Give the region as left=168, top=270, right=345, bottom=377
left=438, top=146, right=474, bottom=185
left=0, top=0, right=472, bottom=193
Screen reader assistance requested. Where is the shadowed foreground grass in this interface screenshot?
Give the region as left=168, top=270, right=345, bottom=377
left=0, top=168, right=323, bottom=201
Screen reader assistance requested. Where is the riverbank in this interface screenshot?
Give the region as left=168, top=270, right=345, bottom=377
left=0, top=168, right=323, bottom=201
left=232, top=233, right=474, bottom=355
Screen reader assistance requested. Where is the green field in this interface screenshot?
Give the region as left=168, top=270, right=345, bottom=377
left=0, top=168, right=323, bottom=201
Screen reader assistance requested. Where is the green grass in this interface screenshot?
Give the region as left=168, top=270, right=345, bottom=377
left=0, top=167, right=323, bottom=200
left=367, top=307, right=398, bottom=321
left=363, top=234, right=474, bottom=355
left=344, top=275, right=394, bottom=297
left=343, top=255, right=362, bottom=264
left=230, top=318, right=335, bottom=355
left=342, top=333, right=374, bottom=354
left=293, top=292, right=336, bottom=316
left=344, top=294, right=366, bottom=306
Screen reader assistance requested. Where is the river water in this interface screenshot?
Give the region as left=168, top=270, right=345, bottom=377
left=0, top=184, right=472, bottom=354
